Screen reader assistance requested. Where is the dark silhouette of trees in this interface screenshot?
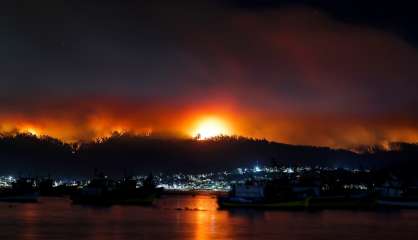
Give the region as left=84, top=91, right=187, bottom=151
left=0, top=132, right=417, bottom=178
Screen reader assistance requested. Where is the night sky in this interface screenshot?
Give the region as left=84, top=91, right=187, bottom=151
left=1, top=0, right=418, bottom=148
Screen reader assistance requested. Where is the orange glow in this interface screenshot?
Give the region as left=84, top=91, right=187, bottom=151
left=1, top=106, right=418, bottom=148
left=25, top=127, right=40, bottom=136
left=191, top=117, right=231, bottom=139
left=188, top=195, right=230, bottom=240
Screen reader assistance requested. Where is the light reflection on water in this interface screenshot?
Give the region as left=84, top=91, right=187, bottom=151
left=0, top=195, right=418, bottom=240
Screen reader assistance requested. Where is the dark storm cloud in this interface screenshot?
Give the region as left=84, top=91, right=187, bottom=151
left=1, top=0, right=418, bottom=147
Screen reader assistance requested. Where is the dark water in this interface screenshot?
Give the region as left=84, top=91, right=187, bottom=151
left=1, top=195, right=418, bottom=240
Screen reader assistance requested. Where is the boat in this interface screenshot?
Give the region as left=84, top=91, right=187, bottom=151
left=217, top=182, right=310, bottom=210
left=376, top=179, right=418, bottom=208
left=110, top=175, right=157, bottom=205
left=0, top=178, right=39, bottom=203
left=70, top=173, right=117, bottom=205
left=218, top=178, right=380, bottom=210
left=70, top=173, right=158, bottom=206
left=218, top=196, right=309, bottom=209
left=377, top=198, right=418, bottom=208
left=308, top=195, right=376, bottom=209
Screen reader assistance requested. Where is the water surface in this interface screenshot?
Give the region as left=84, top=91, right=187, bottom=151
left=0, top=195, right=417, bottom=240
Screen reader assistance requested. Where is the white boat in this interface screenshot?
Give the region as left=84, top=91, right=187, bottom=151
left=377, top=198, right=418, bottom=208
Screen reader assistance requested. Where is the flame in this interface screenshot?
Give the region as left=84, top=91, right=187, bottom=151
left=191, top=117, right=231, bottom=140
left=0, top=108, right=418, bottom=148
left=25, top=127, right=40, bottom=136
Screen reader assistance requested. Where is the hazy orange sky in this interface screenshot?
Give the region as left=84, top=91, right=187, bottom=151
left=1, top=1, right=418, bottom=148
left=1, top=96, right=417, bottom=148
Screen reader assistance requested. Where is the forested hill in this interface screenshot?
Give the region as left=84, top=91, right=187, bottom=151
left=0, top=133, right=417, bottom=177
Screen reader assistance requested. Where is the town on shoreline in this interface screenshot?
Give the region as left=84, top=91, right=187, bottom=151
left=1, top=164, right=417, bottom=209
